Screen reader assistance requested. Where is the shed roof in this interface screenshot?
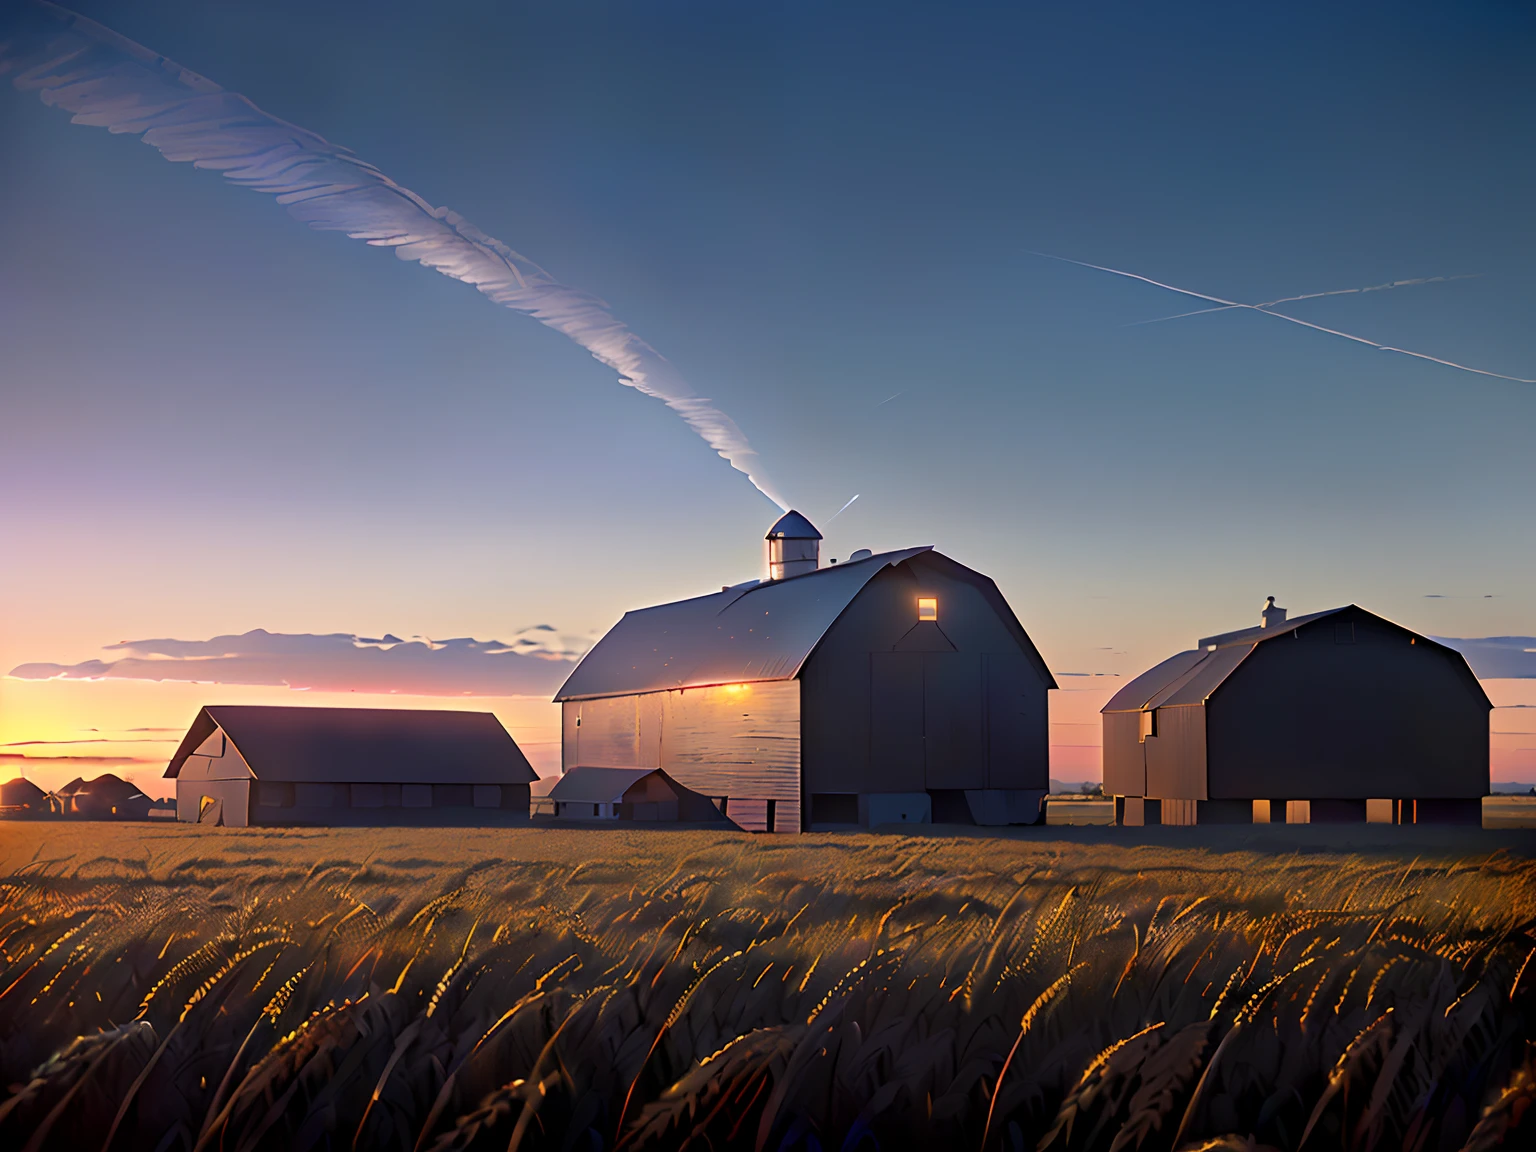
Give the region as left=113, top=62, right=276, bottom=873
left=1104, top=605, right=1489, bottom=714
left=555, top=547, right=933, bottom=701
left=547, top=766, right=660, bottom=804
left=164, top=706, right=537, bottom=784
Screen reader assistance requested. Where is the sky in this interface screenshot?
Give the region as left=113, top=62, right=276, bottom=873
left=2, top=0, right=1534, bottom=793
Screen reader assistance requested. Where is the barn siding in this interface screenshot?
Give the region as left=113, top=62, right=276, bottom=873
left=1102, top=712, right=1145, bottom=797
left=1206, top=611, right=1489, bottom=799
left=563, top=682, right=801, bottom=830
left=176, top=728, right=254, bottom=825
left=1143, top=705, right=1207, bottom=800
left=800, top=558, right=1050, bottom=797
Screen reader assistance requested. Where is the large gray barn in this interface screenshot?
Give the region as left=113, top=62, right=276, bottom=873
left=554, top=512, right=1055, bottom=832
left=1103, top=599, right=1491, bottom=825
left=165, top=706, right=537, bottom=826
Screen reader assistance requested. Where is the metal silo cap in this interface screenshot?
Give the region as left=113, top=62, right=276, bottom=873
left=766, top=510, right=822, bottom=540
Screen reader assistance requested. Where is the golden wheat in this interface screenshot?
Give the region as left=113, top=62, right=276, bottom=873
left=0, top=824, right=1532, bottom=1151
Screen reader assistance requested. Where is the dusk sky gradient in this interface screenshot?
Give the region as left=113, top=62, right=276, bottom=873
left=2, top=0, right=1534, bottom=789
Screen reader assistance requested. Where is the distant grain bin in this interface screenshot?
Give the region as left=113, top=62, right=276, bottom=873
left=49, top=773, right=154, bottom=819
left=1103, top=600, right=1490, bottom=826
left=0, top=776, right=49, bottom=818
left=554, top=512, right=1056, bottom=832
left=164, top=706, right=537, bottom=827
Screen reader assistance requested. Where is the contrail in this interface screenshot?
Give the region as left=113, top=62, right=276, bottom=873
left=0, top=2, right=789, bottom=509
left=826, top=494, right=860, bottom=523
left=1127, top=274, right=1483, bottom=327
left=1035, top=253, right=1534, bottom=385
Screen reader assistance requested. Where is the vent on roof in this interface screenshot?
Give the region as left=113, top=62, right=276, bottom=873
left=1261, top=595, right=1287, bottom=630
left=849, top=548, right=873, bottom=562
left=765, top=510, right=822, bottom=580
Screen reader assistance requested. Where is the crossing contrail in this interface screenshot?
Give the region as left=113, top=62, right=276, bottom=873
left=1035, top=253, right=1534, bottom=385
left=0, top=1, right=789, bottom=509
left=826, top=494, right=861, bottom=523
left=1127, top=274, right=1484, bottom=327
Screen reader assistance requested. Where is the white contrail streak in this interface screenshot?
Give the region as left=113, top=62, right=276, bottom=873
left=826, top=494, right=860, bottom=523
left=0, top=2, right=789, bottom=509
left=1127, top=274, right=1483, bottom=327
left=1035, top=253, right=1534, bottom=385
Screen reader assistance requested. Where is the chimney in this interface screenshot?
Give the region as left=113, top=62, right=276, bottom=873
left=765, top=510, right=822, bottom=580
left=1261, top=595, right=1287, bottom=629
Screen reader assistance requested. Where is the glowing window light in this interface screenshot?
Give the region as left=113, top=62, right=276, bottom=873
left=917, top=597, right=938, bottom=622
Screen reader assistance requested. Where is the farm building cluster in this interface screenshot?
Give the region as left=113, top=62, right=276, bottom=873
left=10, top=512, right=1492, bottom=832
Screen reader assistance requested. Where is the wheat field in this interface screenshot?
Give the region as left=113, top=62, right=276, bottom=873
left=1, top=823, right=1534, bottom=1151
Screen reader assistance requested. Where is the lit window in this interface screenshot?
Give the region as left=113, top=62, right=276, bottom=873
left=1139, top=709, right=1158, bottom=742
left=917, top=597, right=938, bottom=622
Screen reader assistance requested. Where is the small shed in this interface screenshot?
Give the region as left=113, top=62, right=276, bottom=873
left=49, top=774, right=154, bottom=820
left=164, top=706, right=537, bottom=827
left=0, top=777, right=49, bottom=818
left=1103, top=599, right=1491, bottom=826
left=555, top=512, right=1055, bottom=832
left=545, top=766, right=728, bottom=823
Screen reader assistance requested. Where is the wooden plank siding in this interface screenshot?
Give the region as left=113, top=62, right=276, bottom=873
left=562, top=681, right=801, bottom=831
left=1143, top=704, right=1208, bottom=800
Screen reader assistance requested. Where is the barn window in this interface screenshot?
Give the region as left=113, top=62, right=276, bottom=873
left=917, top=597, right=938, bottom=622
left=1139, top=709, right=1158, bottom=742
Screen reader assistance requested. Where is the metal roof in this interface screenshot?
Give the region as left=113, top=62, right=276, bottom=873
left=1102, top=649, right=1209, bottom=712
left=766, top=510, right=821, bottom=540
left=164, top=706, right=537, bottom=784
left=1105, top=605, right=1489, bottom=714
left=547, top=766, right=660, bottom=804
left=555, top=547, right=932, bottom=701
left=1196, top=607, right=1345, bottom=650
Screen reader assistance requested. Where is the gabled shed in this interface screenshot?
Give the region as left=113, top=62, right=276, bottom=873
left=545, top=766, right=728, bottom=823
left=1103, top=600, right=1491, bottom=826
left=164, top=706, right=537, bottom=826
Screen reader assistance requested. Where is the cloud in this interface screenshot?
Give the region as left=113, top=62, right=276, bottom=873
left=7, top=628, right=583, bottom=697
left=1434, top=637, right=1536, bottom=679
left=0, top=4, right=786, bottom=509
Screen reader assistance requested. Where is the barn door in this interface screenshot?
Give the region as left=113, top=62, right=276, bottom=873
left=984, top=652, right=1045, bottom=789
left=924, top=654, right=984, bottom=789
left=870, top=653, right=925, bottom=791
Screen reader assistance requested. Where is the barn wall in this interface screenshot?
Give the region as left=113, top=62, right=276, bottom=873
left=1207, top=612, right=1490, bottom=799
left=176, top=728, right=255, bottom=784
left=564, top=682, right=801, bottom=831
left=176, top=729, right=253, bottom=825
left=1102, top=712, right=1145, bottom=797
left=1143, top=705, right=1207, bottom=800
left=177, top=778, right=250, bottom=826
left=799, top=558, right=1051, bottom=796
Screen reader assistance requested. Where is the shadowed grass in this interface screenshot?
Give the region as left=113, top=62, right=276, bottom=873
left=0, top=824, right=1533, bottom=1150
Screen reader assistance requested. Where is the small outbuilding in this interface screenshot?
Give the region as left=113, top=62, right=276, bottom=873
left=49, top=773, right=154, bottom=820
left=0, top=776, right=49, bottom=818
left=164, top=706, right=537, bottom=827
left=1103, top=599, right=1491, bottom=826
left=545, top=766, right=730, bottom=823
left=555, top=512, right=1056, bottom=832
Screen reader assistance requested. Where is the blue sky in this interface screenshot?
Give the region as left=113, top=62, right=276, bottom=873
left=1, top=0, right=1533, bottom=781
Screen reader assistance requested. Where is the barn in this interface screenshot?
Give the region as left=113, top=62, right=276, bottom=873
left=554, top=512, right=1055, bottom=832
left=1103, top=599, right=1491, bottom=826
left=164, top=706, right=537, bottom=827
